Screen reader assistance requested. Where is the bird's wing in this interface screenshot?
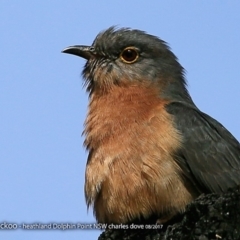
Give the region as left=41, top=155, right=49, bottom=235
left=166, top=101, right=240, bottom=193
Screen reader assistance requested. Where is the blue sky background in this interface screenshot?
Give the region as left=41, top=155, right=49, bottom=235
left=1, top=1, right=240, bottom=240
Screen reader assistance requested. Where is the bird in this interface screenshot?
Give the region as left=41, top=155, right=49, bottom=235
left=62, top=26, right=240, bottom=224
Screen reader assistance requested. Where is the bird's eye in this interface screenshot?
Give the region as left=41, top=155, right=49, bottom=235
left=120, top=47, right=139, bottom=63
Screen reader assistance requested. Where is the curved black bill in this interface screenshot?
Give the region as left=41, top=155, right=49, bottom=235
left=62, top=45, right=95, bottom=60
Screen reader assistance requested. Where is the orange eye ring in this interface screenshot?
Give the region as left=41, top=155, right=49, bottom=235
left=120, top=47, right=139, bottom=63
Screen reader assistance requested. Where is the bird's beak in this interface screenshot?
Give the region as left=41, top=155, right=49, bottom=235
left=62, top=45, right=95, bottom=60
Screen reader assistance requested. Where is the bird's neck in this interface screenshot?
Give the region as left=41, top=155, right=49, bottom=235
left=83, top=84, right=168, bottom=149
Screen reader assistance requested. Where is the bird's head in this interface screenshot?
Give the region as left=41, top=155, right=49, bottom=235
left=63, top=26, right=192, bottom=102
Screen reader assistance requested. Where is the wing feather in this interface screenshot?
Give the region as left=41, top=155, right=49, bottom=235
left=166, top=102, right=240, bottom=193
